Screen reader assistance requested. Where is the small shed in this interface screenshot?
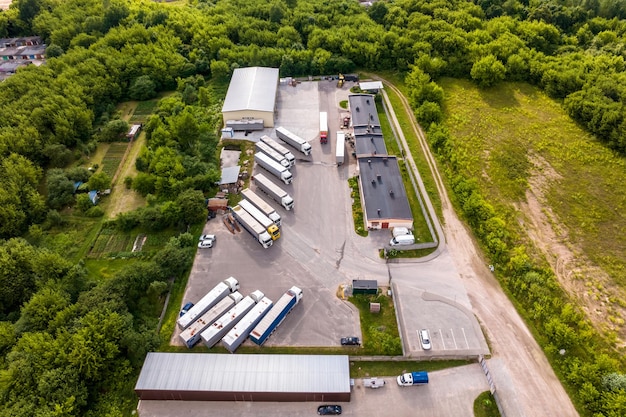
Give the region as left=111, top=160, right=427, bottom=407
left=352, top=279, right=378, bottom=295
left=126, top=124, right=142, bottom=141
left=88, top=190, right=99, bottom=205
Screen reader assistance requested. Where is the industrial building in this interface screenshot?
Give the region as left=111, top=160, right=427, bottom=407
left=348, top=94, right=413, bottom=230
left=135, top=353, right=351, bottom=402
left=222, top=67, right=279, bottom=129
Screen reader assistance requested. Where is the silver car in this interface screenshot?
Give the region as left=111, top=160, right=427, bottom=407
left=419, top=329, right=431, bottom=350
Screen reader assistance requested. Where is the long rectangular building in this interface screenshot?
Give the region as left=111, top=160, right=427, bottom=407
left=135, top=353, right=351, bottom=402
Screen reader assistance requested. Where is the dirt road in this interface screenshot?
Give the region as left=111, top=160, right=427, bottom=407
left=377, top=77, right=579, bottom=417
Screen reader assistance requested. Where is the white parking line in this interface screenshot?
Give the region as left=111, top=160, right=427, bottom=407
left=462, top=327, right=469, bottom=349
left=451, top=328, right=458, bottom=349
left=439, top=328, right=446, bottom=350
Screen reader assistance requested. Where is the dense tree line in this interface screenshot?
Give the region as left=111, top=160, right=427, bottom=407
left=0, top=0, right=625, bottom=414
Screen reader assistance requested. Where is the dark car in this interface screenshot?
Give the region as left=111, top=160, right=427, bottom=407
left=179, top=302, right=194, bottom=317
left=317, top=405, right=342, bottom=415
left=340, top=337, right=360, bottom=346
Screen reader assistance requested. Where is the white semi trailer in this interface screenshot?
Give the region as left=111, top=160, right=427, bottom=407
left=238, top=199, right=280, bottom=240
left=241, top=188, right=282, bottom=225
left=254, top=152, right=293, bottom=185
left=259, top=135, right=295, bottom=167
left=176, top=277, right=240, bottom=330
left=221, top=296, right=273, bottom=353
left=231, top=205, right=273, bottom=248
left=255, top=141, right=290, bottom=168
left=179, top=292, right=244, bottom=348
left=253, top=173, right=294, bottom=211
left=275, top=126, right=312, bottom=156
left=336, top=131, right=345, bottom=165
left=200, top=290, right=264, bottom=348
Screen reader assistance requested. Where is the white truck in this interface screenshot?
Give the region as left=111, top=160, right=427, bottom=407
left=336, top=131, right=345, bottom=165
left=276, top=126, right=312, bottom=156
left=241, top=188, right=282, bottom=225
left=250, top=286, right=302, bottom=346
left=253, top=173, right=294, bottom=211
left=259, top=135, right=295, bottom=167
left=231, top=205, right=273, bottom=248
left=254, top=152, right=293, bottom=185
left=176, top=277, right=240, bottom=330
left=238, top=199, right=280, bottom=240
left=255, top=141, right=290, bottom=168
left=200, top=290, right=265, bottom=348
left=179, top=292, right=243, bottom=348
left=221, top=295, right=273, bottom=353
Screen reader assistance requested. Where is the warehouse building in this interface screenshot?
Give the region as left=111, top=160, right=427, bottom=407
left=135, top=353, right=351, bottom=402
left=222, top=67, right=279, bottom=129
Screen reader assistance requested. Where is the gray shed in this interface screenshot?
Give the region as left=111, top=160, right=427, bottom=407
left=135, top=353, right=351, bottom=402
left=352, top=279, right=378, bottom=295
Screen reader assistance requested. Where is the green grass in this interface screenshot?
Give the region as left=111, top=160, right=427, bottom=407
left=101, top=142, right=128, bottom=177
left=348, top=177, right=367, bottom=237
left=348, top=293, right=402, bottom=355
left=474, top=391, right=501, bottom=417
left=349, top=359, right=472, bottom=378
left=441, top=77, right=626, bottom=292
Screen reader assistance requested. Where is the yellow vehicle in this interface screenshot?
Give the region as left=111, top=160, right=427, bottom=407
left=238, top=199, right=281, bottom=240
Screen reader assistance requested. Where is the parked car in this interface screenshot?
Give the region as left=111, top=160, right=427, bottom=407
left=179, top=302, right=194, bottom=317
left=419, top=329, right=431, bottom=350
left=317, top=405, right=342, bottom=415
left=198, top=234, right=216, bottom=248
left=340, top=337, right=360, bottom=346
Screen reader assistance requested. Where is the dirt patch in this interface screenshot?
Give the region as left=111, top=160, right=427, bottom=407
left=517, top=153, right=626, bottom=345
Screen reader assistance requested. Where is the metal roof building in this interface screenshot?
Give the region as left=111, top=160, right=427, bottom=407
left=358, top=156, right=413, bottom=230
left=135, top=353, right=351, bottom=402
left=349, top=94, right=387, bottom=156
left=222, top=67, right=279, bottom=128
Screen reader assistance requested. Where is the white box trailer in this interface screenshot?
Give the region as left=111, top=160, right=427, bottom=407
left=255, top=141, right=290, bottom=168
left=231, top=205, right=273, bottom=248
left=179, top=292, right=244, bottom=348
left=241, top=188, right=282, bottom=225
left=254, top=152, right=293, bottom=185
left=238, top=199, right=280, bottom=240
left=200, top=290, right=264, bottom=348
left=276, top=126, right=312, bottom=156
left=177, top=277, right=240, bottom=330
left=253, top=172, right=294, bottom=211
left=259, top=135, right=295, bottom=167
left=221, top=296, right=273, bottom=353
left=336, top=131, right=345, bottom=165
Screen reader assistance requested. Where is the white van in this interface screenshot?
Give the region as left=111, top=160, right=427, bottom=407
left=392, top=227, right=411, bottom=238
left=390, top=234, right=415, bottom=246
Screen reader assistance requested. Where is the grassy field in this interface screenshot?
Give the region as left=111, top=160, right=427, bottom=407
left=349, top=292, right=402, bottom=356
left=474, top=391, right=501, bottom=417
left=129, top=99, right=158, bottom=124
left=100, top=142, right=129, bottom=178
left=440, top=78, right=626, bottom=337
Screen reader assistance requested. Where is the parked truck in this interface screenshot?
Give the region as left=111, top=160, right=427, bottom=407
left=276, top=126, right=312, bottom=156
left=397, top=371, right=429, bottom=386
left=253, top=173, right=294, bottom=211
left=336, top=131, right=345, bottom=165
left=238, top=199, right=280, bottom=240
left=179, top=292, right=243, bottom=348
left=231, top=205, right=273, bottom=248
left=221, top=295, right=273, bottom=353
left=177, top=277, right=240, bottom=330
left=200, top=290, right=264, bottom=348
left=319, top=112, right=328, bottom=144
left=250, top=286, right=303, bottom=346
left=241, top=188, right=282, bottom=226
left=259, top=135, right=295, bottom=167
left=255, top=141, right=290, bottom=168
left=254, top=152, right=293, bottom=185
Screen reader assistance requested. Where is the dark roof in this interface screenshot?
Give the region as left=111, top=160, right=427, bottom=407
left=349, top=94, right=380, bottom=130
left=354, top=134, right=387, bottom=156
left=352, top=279, right=377, bottom=290
left=358, top=156, right=412, bottom=221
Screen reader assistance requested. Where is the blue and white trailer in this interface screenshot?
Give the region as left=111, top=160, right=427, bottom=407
left=250, top=286, right=303, bottom=346
left=200, top=290, right=264, bottom=348
left=179, top=292, right=244, bottom=348
left=221, top=296, right=273, bottom=353
left=177, top=277, right=240, bottom=330
left=397, top=371, right=429, bottom=386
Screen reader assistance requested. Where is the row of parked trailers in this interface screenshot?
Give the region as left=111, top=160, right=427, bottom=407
left=178, top=278, right=303, bottom=352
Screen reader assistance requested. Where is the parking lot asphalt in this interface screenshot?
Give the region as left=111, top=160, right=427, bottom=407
left=160, top=80, right=490, bottom=416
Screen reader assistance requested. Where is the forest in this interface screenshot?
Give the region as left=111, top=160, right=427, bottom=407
left=1, top=0, right=626, bottom=415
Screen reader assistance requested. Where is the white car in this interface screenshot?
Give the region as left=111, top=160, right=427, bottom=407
left=419, top=329, right=431, bottom=350
left=198, top=235, right=216, bottom=249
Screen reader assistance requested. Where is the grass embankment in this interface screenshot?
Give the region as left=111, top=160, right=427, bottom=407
left=348, top=177, right=368, bottom=236
left=474, top=391, right=501, bottom=417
